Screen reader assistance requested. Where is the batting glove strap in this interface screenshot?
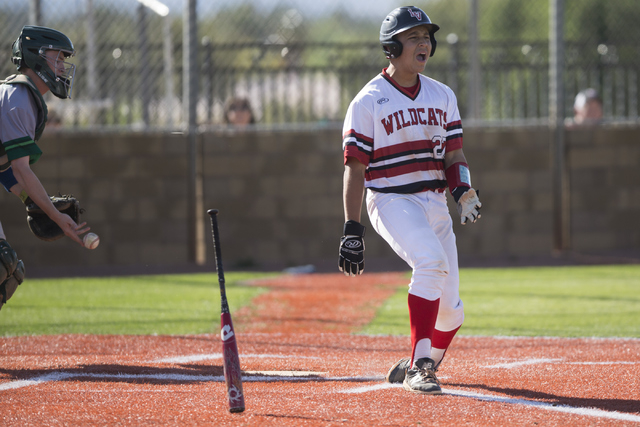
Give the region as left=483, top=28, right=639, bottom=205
left=451, top=186, right=469, bottom=203
left=343, top=220, right=366, bottom=237
left=457, top=188, right=482, bottom=225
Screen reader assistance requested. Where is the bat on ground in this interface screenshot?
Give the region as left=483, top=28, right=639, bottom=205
left=208, top=209, right=245, bottom=413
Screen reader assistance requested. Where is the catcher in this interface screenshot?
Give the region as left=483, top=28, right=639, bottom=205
left=0, top=26, right=90, bottom=311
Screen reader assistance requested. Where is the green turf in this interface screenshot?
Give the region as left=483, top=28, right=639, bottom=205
left=0, top=272, right=271, bottom=336
left=3, top=265, right=639, bottom=338
left=360, top=265, right=640, bottom=338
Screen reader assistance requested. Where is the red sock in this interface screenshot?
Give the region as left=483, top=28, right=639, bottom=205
left=432, top=325, right=461, bottom=350
left=431, top=325, right=461, bottom=366
left=408, top=293, right=439, bottom=365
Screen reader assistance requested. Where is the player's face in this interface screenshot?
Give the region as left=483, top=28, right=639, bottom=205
left=44, top=50, right=66, bottom=76
left=43, top=49, right=76, bottom=82
left=395, top=26, right=432, bottom=73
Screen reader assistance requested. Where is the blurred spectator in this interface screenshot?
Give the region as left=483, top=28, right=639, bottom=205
left=573, top=88, right=603, bottom=125
left=224, top=97, right=255, bottom=128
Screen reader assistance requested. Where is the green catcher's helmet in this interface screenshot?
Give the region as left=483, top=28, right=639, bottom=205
left=11, top=25, right=76, bottom=99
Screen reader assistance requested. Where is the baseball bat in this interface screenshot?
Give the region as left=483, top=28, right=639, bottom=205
left=208, top=209, right=245, bottom=413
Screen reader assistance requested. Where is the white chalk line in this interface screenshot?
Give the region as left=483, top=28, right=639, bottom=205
left=3, top=371, right=639, bottom=424
left=3, top=356, right=639, bottom=424
left=339, top=382, right=398, bottom=394
left=486, top=358, right=640, bottom=369
left=486, top=358, right=563, bottom=368
left=444, top=388, right=640, bottom=423
left=340, top=384, right=640, bottom=423
left=152, top=353, right=320, bottom=364
left=566, top=361, right=639, bottom=365
left=0, top=371, right=383, bottom=392
left=0, top=372, right=68, bottom=391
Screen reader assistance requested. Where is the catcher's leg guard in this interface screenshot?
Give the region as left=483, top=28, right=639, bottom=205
left=0, top=240, right=24, bottom=311
left=0, top=239, right=18, bottom=283
left=1, top=260, right=25, bottom=311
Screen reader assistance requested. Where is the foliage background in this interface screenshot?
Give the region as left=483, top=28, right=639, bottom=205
left=1, top=0, right=639, bottom=127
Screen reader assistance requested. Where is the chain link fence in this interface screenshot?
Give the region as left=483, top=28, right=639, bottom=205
left=1, top=0, right=639, bottom=129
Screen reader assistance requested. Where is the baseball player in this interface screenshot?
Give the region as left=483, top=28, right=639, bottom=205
left=0, top=26, right=90, bottom=311
left=338, top=6, right=482, bottom=395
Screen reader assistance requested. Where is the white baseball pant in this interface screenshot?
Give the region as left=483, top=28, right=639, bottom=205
left=366, top=189, right=464, bottom=332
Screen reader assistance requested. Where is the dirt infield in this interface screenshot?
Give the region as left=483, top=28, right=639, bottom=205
left=1, top=272, right=639, bottom=426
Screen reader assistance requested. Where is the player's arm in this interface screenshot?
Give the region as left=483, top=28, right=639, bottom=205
left=444, top=148, right=482, bottom=224
left=339, top=157, right=367, bottom=276
left=444, top=147, right=467, bottom=168
left=343, top=157, right=366, bottom=222
left=11, top=156, right=88, bottom=245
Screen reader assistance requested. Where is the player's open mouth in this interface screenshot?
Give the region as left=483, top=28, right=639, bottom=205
left=417, top=53, right=427, bottom=62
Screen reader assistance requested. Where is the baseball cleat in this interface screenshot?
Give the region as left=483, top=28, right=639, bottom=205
left=402, top=357, right=442, bottom=395
left=385, top=357, right=411, bottom=383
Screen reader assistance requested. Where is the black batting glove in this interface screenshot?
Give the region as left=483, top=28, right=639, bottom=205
left=338, top=220, right=366, bottom=277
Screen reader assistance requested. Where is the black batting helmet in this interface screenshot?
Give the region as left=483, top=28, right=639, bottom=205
left=380, top=6, right=440, bottom=59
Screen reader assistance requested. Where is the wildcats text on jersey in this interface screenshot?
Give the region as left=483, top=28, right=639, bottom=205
left=381, top=107, right=447, bottom=136
left=342, top=71, right=464, bottom=194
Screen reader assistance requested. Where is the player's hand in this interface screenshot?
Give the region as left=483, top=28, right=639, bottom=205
left=457, top=188, right=482, bottom=225
left=338, top=220, right=366, bottom=276
left=55, top=212, right=90, bottom=246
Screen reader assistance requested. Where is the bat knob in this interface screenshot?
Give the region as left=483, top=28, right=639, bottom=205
left=207, top=209, right=219, bottom=216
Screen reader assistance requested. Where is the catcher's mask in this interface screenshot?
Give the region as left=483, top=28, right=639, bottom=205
left=380, top=6, right=439, bottom=59
left=11, top=25, right=76, bottom=99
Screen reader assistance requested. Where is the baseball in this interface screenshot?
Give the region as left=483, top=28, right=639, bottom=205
left=83, top=232, right=100, bottom=250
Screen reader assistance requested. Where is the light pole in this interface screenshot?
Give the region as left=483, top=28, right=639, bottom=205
left=136, top=0, right=175, bottom=127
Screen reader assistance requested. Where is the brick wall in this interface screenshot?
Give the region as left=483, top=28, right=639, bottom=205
left=2, top=124, right=638, bottom=275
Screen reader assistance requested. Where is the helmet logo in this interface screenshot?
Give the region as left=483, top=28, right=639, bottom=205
left=408, top=9, right=423, bottom=21
left=36, top=71, right=49, bottom=83
left=384, top=15, right=398, bottom=30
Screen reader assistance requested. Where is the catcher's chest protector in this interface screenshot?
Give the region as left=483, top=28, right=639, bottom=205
left=1, top=74, right=48, bottom=142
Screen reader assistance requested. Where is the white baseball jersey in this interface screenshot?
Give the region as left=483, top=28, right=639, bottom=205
left=342, top=69, right=463, bottom=194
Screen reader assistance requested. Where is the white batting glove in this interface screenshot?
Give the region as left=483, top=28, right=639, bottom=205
left=457, top=188, right=482, bottom=225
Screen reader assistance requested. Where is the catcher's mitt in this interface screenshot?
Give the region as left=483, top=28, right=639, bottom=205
left=25, top=194, right=83, bottom=241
